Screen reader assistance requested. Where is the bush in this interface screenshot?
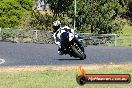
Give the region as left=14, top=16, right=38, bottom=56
left=0, top=28, right=19, bottom=40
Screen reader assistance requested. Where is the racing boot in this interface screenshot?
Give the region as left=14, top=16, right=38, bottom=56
left=58, top=49, right=64, bottom=55
left=58, top=46, right=64, bottom=55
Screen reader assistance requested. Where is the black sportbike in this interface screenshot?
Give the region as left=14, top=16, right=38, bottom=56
left=57, top=30, right=86, bottom=60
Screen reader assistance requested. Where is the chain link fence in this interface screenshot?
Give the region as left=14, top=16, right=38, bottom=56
left=79, top=33, right=117, bottom=46
left=0, top=28, right=54, bottom=44
left=0, top=28, right=132, bottom=47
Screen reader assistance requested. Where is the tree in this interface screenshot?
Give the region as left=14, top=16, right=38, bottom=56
left=48, top=0, right=72, bottom=16
left=0, top=0, right=33, bottom=28
left=74, top=0, right=124, bottom=33
left=31, top=0, right=126, bottom=33
left=29, top=12, right=54, bottom=30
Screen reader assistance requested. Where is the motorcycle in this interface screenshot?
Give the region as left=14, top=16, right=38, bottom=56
left=54, top=28, right=86, bottom=60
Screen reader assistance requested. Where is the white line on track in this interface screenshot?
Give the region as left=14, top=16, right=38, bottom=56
left=0, top=58, right=5, bottom=64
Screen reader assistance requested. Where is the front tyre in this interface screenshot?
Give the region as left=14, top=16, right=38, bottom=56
left=71, top=45, right=86, bottom=60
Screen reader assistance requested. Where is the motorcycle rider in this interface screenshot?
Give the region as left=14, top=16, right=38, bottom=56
left=52, top=20, right=83, bottom=55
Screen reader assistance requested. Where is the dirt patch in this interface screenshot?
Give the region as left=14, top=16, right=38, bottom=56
left=0, top=64, right=131, bottom=73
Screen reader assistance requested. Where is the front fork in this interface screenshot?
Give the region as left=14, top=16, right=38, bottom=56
left=73, top=37, right=84, bottom=52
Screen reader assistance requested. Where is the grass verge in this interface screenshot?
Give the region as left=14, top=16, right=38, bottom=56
left=117, top=25, right=132, bottom=46
left=0, top=64, right=131, bottom=88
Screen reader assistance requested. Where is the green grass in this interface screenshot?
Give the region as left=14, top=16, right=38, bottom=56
left=122, top=25, right=132, bottom=35
left=116, top=25, right=132, bottom=46
left=117, top=35, right=132, bottom=46
left=0, top=65, right=131, bottom=88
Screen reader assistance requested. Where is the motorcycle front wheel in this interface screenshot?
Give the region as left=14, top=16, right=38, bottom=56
left=71, top=45, right=86, bottom=60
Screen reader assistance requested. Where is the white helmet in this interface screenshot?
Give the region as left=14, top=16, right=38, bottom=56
left=53, top=20, right=61, bottom=26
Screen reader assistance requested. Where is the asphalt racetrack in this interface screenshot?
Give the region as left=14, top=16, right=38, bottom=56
left=0, top=42, right=132, bottom=66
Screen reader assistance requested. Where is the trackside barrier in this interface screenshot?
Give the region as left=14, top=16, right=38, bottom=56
left=0, top=28, right=132, bottom=46
left=79, top=33, right=117, bottom=46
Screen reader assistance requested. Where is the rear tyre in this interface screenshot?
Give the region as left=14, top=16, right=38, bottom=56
left=71, top=45, right=86, bottom=60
